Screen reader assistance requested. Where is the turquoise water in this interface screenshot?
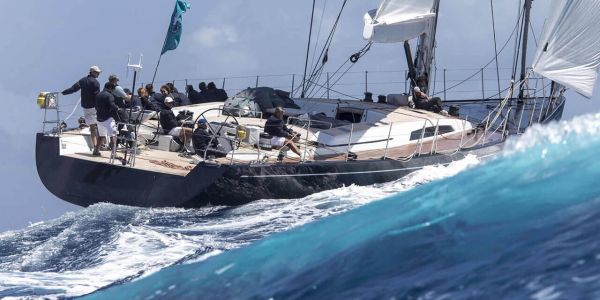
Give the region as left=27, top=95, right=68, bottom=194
left=84, top=114, right=600, bottom=299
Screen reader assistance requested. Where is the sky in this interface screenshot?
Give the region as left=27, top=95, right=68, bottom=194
left=0, top=0, right=599, bottom=232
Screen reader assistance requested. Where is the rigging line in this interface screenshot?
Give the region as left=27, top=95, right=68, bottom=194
left=304, top=0, right=349, bottom=93
left=305, top=65, right=327, bottom=97
left=311, top=42, right=372, bottom=98
left=301, top=0, right=318, bottom=98
left=63, top=98, right=81, bottom=121
left=490, top=0, right=502, bottom=98
left=529, top=18, right=539, bottom=47
left=309, top=0, right=329, bottom=73
left=318, top=62, right=355, bottom=98
left=312, top=0, right=348, bottom=72
left=432, top=11, right=522, bottom=98
left=511, top=1, right=525, bottom=82
left=306, top=77, right=361, bottom=100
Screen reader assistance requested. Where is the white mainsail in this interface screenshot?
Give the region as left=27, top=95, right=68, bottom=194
left=363, top=0, right=436, bottom=43
left=532, top=0, right=600, bottom=98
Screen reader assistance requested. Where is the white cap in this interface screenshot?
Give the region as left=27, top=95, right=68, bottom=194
left=164, top=96, right=174, bottom=104
left=90, top=66, right=102, bottom=73
left=413, top=86, right=421, bottom=93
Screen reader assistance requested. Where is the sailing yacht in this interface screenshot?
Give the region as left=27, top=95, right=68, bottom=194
left=35, top=0, right=598, bottom=208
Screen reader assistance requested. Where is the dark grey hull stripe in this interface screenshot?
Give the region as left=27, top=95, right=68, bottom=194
left=240, top=151, right=499, bottom=179
left=241, top=166, right=426, bottom=178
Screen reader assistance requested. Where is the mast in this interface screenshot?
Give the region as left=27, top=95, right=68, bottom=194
left=301, top=0, right=317, bottom=98
left=518, top=0, right=533, bottom=99
left=413, top=0, right=441, bottom=91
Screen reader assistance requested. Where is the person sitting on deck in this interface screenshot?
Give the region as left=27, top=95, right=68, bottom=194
left=205, top=82, right=228, bottom=102
left=138, top=87, right=160, bottom=112
left=159, top=90, right=193, bottom=146
left=122, top=88, right=142, bottom=110
left=413, top=86, right=447, bottom=115
left=264, top=107, right=302, bottom=156
left=187, top=82, right=209, bottom=104
left=193, top=119, right=225, bottom=158
left=167, top=82, right=191, bottom=106
left=147, top=83, right=167, bottom=111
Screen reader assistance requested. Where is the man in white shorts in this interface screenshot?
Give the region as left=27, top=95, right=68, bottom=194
left=159, top=91, right=193, bottom=145
left=95, top=82, right=121, bottom=153
left=264, top=107, right=302, bottom=156
left=62, top=66, right=102, bottom=156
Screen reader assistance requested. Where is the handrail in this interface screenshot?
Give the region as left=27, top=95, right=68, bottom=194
left=286, top=116, right=334, bottom=130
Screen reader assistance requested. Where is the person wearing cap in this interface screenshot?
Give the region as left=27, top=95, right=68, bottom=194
left=159, top=86, right=193, bottom=145
left=264, top=107, right=302, bottom=157
left=413, top=86, right=446, bottom=114
left=62, top=65, right=102, bottom=155
left=192, top=119, right=224, bottom=158
left=95, top=82, right=121, bottom=154
left=108, top=75, right=132, bottom=111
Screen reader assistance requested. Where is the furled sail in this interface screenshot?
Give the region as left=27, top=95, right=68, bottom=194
left=532, top=0, right=600, bottom=98
left=363, top=0, right=437, bottom=43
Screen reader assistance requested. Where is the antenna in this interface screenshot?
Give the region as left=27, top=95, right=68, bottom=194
left=128, top=54, right=144, bottom=72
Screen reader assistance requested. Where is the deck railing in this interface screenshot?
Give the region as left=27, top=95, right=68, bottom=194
left=45, top=67, right=562, bottom=166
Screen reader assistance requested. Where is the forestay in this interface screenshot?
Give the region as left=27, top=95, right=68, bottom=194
left=363, top=0, right=436, bottom=43
left=532, top=0, right=600, bottom=98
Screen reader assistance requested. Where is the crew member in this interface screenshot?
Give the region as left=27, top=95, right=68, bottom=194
left=108, top=75, right=131, bottom=113
left=413, top=86, right=446, bottom=115
left=193, top=119, right=224, bottom=158
left=62, top=66, right=102, bottom=156
left=159, top=90, right=193, bottom=145
left=264, top=107, right=302, bottom=156
left=138, top=87, right=160, bottom=112
left=206, top=81, right=228, bottom=101
left=95, top=82, right=120, bottom=153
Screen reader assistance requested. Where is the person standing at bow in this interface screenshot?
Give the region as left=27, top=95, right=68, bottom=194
left=62, top=66, right=102, bottom=156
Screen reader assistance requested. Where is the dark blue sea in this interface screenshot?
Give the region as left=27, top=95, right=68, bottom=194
left=1, top=113, right=599, bottom=299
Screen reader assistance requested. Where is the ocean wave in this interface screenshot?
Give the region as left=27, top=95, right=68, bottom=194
left=0, top=153, right=478, bottom=299
left=82, top=113, right=600, bottom=300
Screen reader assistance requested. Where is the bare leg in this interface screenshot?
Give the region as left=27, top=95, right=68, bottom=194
left=89, top=124, right=99, bottom=151
left=180, top=128, right=194, bottom=146
left=286, top=138, right=302, bottom=156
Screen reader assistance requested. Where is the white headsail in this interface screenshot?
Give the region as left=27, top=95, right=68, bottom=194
left=363, top=0, right=437, bottom=43
left=532, top=0, right=600, bottom=98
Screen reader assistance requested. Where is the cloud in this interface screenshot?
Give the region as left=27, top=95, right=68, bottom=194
left=192, top=25, right=239, bottom=48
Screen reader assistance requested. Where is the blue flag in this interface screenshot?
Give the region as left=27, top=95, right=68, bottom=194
left=161, top=0, right=191, bottom=55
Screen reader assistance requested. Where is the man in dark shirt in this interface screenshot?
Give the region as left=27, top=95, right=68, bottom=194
left=121, top=88, right=142, bottom=109
left=148, top=84, right=167, bottom=111
left=96, top=82, right=120, bottom=152
left=159, top=95, right=193, bottom=145
left=264, top=107, right=302, bottom=156
left=413, top=86, right=446, bottom=114
left=205, top=82, right=228, bottom=102
left=166, top=83, right=191, bottom=106
left=187, top=82, right=208, bottom=104
left=193, top=119, right=224, bottom=158
left=138, top=87, right=160, bottom=112
left=62, top=65, right=102, bottom=156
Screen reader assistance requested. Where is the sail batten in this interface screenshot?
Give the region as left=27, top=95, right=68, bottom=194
left=532, top=0, right=600, bottom=98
